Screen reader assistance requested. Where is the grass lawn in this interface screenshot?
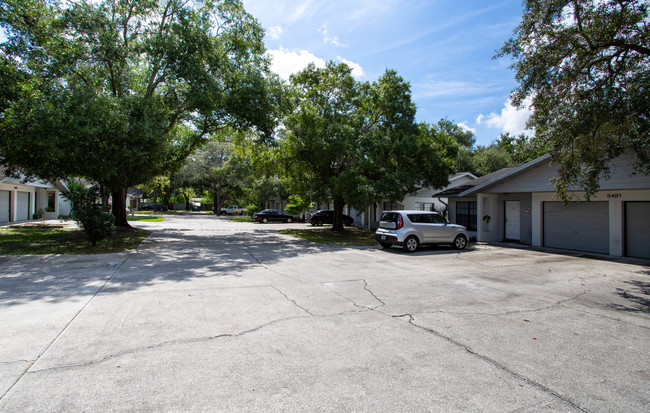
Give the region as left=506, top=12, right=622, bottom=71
left=0, top=226, right=151, bottom=255
left=128, top=215, right=164, bottom=222
left=230, top=216, right=253, bottom=222
left=279, top=228, right=377, bottom=246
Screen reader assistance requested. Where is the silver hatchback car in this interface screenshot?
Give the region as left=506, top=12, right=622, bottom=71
left=375, top=210, right=469, bottom=252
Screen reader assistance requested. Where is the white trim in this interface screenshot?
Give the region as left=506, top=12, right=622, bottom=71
left=458, top=154, right=551, bottom=198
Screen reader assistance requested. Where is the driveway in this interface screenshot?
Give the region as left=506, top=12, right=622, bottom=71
left=0, top=215, right=648, bottom=412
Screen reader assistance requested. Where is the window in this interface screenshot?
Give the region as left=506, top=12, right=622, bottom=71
left=47, top=192, right=56, bottom=212
left=415, top=202, right=435, bottom=211
left=429, top=213, right=445, bottom=224
left=383, top=201, right=402, bottom=211
left=456, top=201, right=476, bottom=231
left=407, top=214, right=430, bottom=223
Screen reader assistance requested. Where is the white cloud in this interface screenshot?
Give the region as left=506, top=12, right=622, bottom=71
left=476, top=98, right=533, bottom=136
left=267, top=26, right=284, bottom=40
left=290, top=0, right=315, bottom=22
left=266, top=48, right=365, bottom=80
left=267, top=48, right=326, bottom=79
left=414, top=80, right=489, bottom=99
left=457, top=122, right=476, bottom=134
left=319, top=23, right=348, bottom=48
left=336, top=56, right=365, bottom=78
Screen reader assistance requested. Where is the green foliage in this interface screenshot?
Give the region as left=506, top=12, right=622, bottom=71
left=177, top=139, right=253, bottom=213
left=283, top=62, right=458, bottom=230
left=245, top=204, right=261, bottom=216
left=454, top=133, right=543, bottom=176
left=435, top=118, right=476, bottom=148
left=498, top=0, right=650, bottom=199
left=62, top=181, right=115, bottom=246
left=0, top=227, right=149, bottom=255
left=0, top=0, right=279, bottom=225
left=285, top=195, right=311, bottom=217
left=279, top=228, right=376, bottom=246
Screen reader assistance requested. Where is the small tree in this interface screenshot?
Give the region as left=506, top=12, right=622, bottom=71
left=285, top=195, right=311, bottom=220
left=63, top=181, right=115, bottom=246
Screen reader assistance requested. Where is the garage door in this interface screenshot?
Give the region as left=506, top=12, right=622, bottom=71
left=626, top=202, right=650, bottom=259
left=543, top=202, right=609, bottom=254
left=16, top=191, right=30, bottom=221
left=0, top=190, right=9, bottom=223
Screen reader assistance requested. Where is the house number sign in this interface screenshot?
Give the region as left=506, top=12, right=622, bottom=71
left=606, top=193, right=622, bottom=199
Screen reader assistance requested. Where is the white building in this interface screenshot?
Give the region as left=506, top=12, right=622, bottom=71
left=0, top=171, right=71, bottom=224
left=437, top=154, right=650, bottom=259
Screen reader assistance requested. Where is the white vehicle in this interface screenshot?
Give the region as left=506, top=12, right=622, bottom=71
left=220, top=205, right=245, bottom=215
left=375, top=210, right=469, bottom=252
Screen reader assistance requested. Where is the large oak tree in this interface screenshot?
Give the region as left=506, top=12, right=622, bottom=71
left=498, top=0, right=650, bottom=199
left=0, top=0, right=279, bottom=225
left=283, top=62, right=458, bottom=231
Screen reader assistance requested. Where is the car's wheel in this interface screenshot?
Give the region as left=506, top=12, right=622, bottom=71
left=262, top=218, right=268, bottom=223
left=403, top=236, right=419, bottom=253
left=286, top=218, right=292, bottom=223
left=316, top=219, right=323, bottom=226
left=453, top=235, right=468, bottom=250
left=379, top=242, right=392, bottom=249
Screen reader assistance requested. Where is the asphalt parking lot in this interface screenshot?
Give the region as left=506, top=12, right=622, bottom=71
left=0, top=215, right=648, bottom=412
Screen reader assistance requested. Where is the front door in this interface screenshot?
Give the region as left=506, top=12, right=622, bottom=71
left=505, top=201, right=520, bottom=241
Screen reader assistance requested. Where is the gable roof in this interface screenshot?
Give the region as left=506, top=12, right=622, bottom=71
left=433, top=166, right=519, bottom=197
left=457, top=154, right=551, bottom=197
left=432, top=154, right=552, bottom=198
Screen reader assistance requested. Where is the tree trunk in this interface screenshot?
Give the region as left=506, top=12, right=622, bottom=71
left=213, top=184, right=222, bottom=215
left=332, top=196, right=345, bottom=232
left=112, top=188, right=131, bottom=228
left=184, top=191, right=191, bottom=211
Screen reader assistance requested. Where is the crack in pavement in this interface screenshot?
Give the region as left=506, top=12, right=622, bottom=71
left=362, top=280, right=386, bottom=308
left=271, top=286, right=315, bottom=316
left=0, top=360, right=34, bottom=365
left=333, top=281, right=592, bottom=412
left=417, top=291, right=588, bottom=317
left=245, top=248, right=302, bottom=282
left=0, top=254, right=133, bottom=400
left=26, top=315, right=309, bottom=375
left=322, top=279, right=385, bottom=311
left=390, top=313, right=591, bottom=413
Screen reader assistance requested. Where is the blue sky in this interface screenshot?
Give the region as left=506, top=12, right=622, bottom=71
left=243, top=0, right=533, bottom=146
left=0, top=0, right=532, bottom=147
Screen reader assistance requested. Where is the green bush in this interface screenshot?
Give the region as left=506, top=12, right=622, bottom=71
left=63, top=182, right=115, bottom=246
left=245, top=204, right=261, bottom=216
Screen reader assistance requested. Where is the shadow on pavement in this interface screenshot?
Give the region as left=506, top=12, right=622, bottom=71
left=610, top=280, right=650, bottom=314
left=0, top=229, right=354, bottom=305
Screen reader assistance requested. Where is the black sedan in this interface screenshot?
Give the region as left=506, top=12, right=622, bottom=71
left=252, top=209, right=295, bottom=223
left=140, top=203, right=168, bottom=211
left=307, top=210, right=354, bottom=226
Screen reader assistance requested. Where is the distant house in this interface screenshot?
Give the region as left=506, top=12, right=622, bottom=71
left=296, top=172, right=478, bottom=229
left=0, top=170, right=71, bottom=223
left=127, top=188, right=144, bottom=210
left=435, top=154, right=650, bottom=259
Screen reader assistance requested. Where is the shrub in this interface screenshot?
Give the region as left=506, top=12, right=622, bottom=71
left=245, top=204, right=261, bottom=216
left=63, top=182, right=115, bottom=246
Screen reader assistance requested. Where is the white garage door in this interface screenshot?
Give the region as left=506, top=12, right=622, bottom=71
left=16, top=191, right=30, bottom=221
left=626, top=202, right=650, bottom=259
left=0, top=190, right=8, bottom=223
left=543, top=202, right=609, bottom=254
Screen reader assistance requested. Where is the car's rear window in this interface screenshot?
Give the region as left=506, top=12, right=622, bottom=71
left=380, top=212, right=401, bottom=223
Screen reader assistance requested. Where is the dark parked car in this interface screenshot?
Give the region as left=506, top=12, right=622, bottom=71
left=252, top=209, right=295, bottom=223
left=307, top=210, right=354, bottom=226
left=141, top=203, right=168, bottom=211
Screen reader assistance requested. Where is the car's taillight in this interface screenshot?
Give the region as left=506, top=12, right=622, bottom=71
left=396, top=214, right=403, bottom=229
